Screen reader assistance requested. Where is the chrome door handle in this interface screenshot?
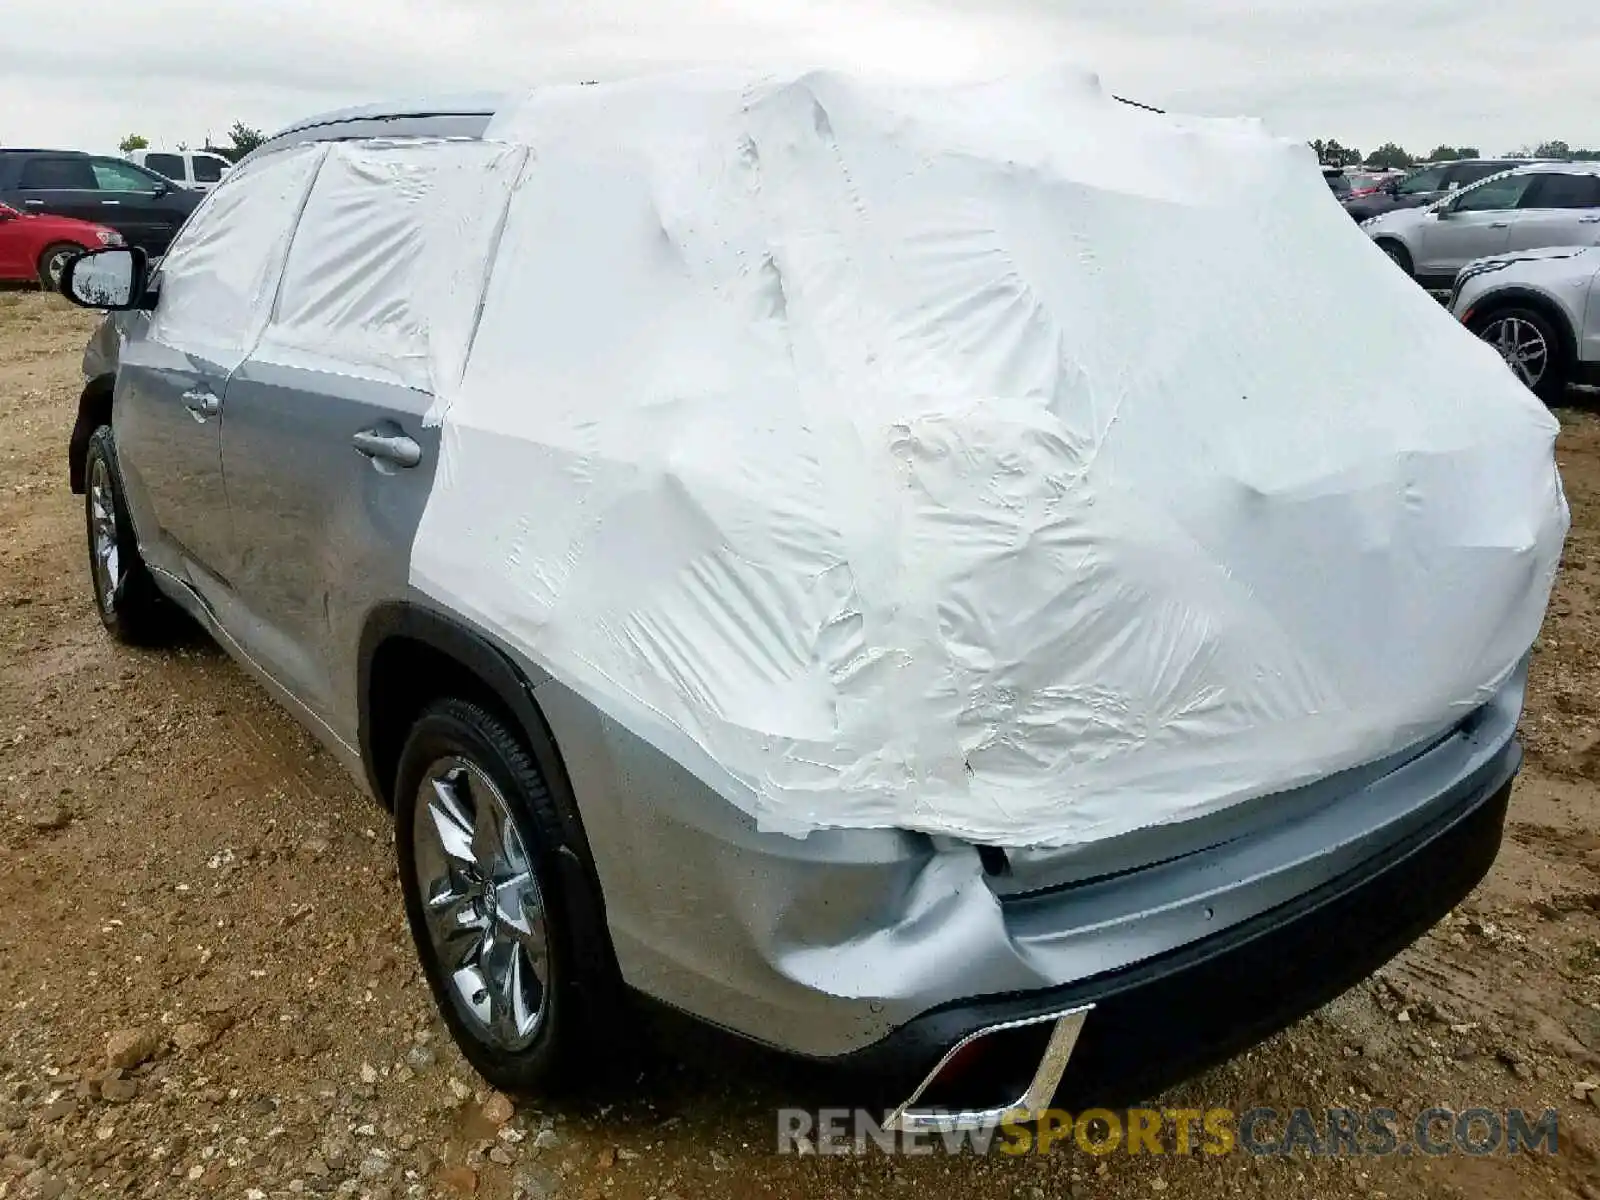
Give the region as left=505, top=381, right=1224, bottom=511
left=181, top=389, right=220, bottom=421
left=352, top=428, right=422, bottom=469
left=1487, top=221, right=1510, bottom=228
left=1580, top=215, right=1600, bottom=223
left=101, top=200, right=122, bottom=206
left=23, top=199, right=42, bottom=206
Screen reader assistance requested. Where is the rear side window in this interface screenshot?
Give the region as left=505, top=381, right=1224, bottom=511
left=144, top=153, right=185, bottom=181
left=151, top=144, right=328, bottom=370
left=18, top=157, right=97, bottom=189
left=1522, top=173, right=1600, bottom=209
left=192, top=155, right=228, bottom=183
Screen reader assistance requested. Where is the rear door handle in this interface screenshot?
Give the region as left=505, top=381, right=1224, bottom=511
left=101, top=200, right=121, bottom=206
left=181, top=389, right=220, bottom=421
left=23, top=199, right=42, bottom=206
left=1487, top=221, right=1510, bottom=228
left=352, top=428, right=422, bottom=470
left=1580, top=215, right=1600, bottom=223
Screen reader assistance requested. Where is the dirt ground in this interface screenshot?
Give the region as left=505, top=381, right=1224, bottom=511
left=2, top=288, right=1599, bottom=1200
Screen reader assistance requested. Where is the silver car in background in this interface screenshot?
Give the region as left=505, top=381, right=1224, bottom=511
left=56, top=98, right=1531, bottom=1130
left=1362, top=162, right=1600, bottom=291
left=1451, top=245, right=1600, bottom=400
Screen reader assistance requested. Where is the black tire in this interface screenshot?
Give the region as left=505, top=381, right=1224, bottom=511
left=394, top=697, right=624, bottom=1095
left=1376, top=239, right=1413, bottom=276
left=37, top=242, right=82, bottom=292
left=83, top=426, right=174, bottom=644
left=1469, top=305, right=1571, bottom=403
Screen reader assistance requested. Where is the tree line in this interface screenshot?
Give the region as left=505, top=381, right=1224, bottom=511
left=1312, top=137, right=1600, bottom=170
left=117, top=122, right=266, bottom=161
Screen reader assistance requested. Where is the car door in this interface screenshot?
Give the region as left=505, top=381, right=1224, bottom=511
left=1413, top=173, right=1536, bottom=283
left=1505, top=172, right=1600, bottom=253
left=217, top=138, right=520, bottom=737
left=112, top=145, right=327, bottom=607
left=9, top=154, right=102, bottom=223
left=0, top=205, right=31, bottom=280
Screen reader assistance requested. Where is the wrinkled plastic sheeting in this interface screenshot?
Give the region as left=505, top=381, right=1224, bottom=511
left=410, top=68, right=1568, bottom=847
left=256, top=139, right=528, bottom=393
left=151, top=142, right=327, bottom=371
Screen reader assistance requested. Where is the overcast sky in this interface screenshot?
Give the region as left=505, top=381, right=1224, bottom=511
left=5, top=0, right=1597, bottom=158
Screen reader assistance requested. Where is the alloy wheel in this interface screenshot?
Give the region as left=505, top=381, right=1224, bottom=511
left=44, top=249, right=74, bottom=290
left=1483, top=315, right=1549, bottom=387
left=88, top=457, right=121, bottom=612
left=412, top=756, right=550, bottom=1051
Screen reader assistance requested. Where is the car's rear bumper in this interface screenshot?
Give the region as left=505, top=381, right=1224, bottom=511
left=839, top=731, right=1517, bottom=1113
left=557, top=657, right=1528, bottom=1066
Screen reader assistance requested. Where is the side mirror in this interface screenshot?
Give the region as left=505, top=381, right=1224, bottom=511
left=60, top=246, right=151, bottom=311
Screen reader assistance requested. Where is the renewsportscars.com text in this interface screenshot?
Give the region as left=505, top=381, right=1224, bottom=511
left=776, top=1106, right=1561, bottom=1158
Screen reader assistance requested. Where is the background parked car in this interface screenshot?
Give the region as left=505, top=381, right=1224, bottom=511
left=1361, top=162, right=1600, bottom=290
left=0, top=149, right=201, bottom=257
left=1344, top=172, right=1391, bottom=199
left=127, top=148, right=233, bottom=193
left=1343, top=158, right=1533, bottom=221
left=1451, top=244, right=1600, bottom=399
left=0, top=201, right=123, bottom=288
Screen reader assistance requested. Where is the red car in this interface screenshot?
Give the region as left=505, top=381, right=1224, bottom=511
left=0, top=202, right=123, bottom=290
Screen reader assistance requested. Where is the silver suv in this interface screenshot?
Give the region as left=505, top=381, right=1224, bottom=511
left=55, top=95, right=1536, bottom=1126
left=1450, top=245, right=1600, bottom=399
left=1362, top=162, right=1600, bottom=290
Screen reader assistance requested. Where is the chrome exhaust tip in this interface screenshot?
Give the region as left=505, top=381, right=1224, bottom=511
left=882, top=1004, right=1093, bottom=1134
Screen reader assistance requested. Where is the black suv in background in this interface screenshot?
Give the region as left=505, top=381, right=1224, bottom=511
left=0, top=150, right=201, bottom=256
left=1343, top=159, right=1535, bottom=222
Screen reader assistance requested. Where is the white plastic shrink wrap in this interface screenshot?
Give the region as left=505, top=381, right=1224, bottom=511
left=408, top=68, right=1568, bottom=847
left=255, top=139, right=529, bottom=391
left=150, top=142, right=327, bottom=370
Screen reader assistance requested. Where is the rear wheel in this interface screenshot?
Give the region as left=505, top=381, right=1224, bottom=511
left=37, top=242, right=82, bottom=292
left=395, top=698, right=624, bottom=1094
left=84, top=426, right=174, bottom=644
left=1470, top=306, right=1570, bottom=402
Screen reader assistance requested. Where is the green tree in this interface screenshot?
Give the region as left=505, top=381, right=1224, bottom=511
left=1534, top=140, right=1572, bottom=159
left=221, top=121, right=266, bottom=162
left=1426, top=145, right=1460, bottom=161
left=118, top=133, right=148, bottom=153
left=1310, top=138, right=1361, bottom=167
left=1366, top=142, right=1414, bottom=170
left=1456, top=146, right=1481, bottom=159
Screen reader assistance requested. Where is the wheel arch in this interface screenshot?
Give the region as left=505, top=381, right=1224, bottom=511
left=1372, top=235, right=1413, bottom=273
left=362, top=602, right=628, bottom=1043
left=359, top=603, right=563, bottom=808
left=1462, top=286, right=1579, bottom=363
left=69, top=376, right=117, bottom=494
left=36, top=239, right=87, bottom=279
